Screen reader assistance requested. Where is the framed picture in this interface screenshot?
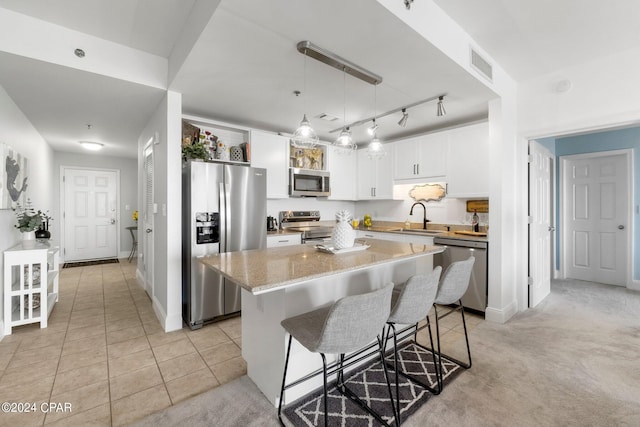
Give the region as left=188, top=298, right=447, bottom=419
left=0, top=142, right=29, bottom=209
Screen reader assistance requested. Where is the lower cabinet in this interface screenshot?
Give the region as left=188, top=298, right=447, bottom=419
left=267, top=233, right=302, bottom=248
left=3, top=241, right=59, bottom=335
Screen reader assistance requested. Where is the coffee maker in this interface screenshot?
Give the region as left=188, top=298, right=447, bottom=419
left=267, top=216, right=278, bottom=231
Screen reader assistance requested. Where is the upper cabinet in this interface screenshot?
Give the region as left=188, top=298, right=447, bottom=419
left=326, top=145, right=357, bottom=201
left=445, top=122, right=489, bottom=198
left=356, top=148, right=394, bottom=200
left=250, top=130, right=290, bottom=199
left=393, top=132, right=447, bottom=181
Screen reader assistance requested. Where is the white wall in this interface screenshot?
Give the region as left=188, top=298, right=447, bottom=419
left=52, top=152, right=138, bottom=258
left=0, top=85, right=55, bottom=339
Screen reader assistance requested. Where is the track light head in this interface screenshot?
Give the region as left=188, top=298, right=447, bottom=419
left=437, top=96, right=446, bottom=117
left=367, top=119, right=378, bottom=136
left=398, top=108, right=409, bottom=127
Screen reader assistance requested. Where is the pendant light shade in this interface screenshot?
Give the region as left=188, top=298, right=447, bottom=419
left=332, top=68, right=356, bottom=153
left=292, top=114, right=318, bottom=148
left=367, top=134, right=386, bottom=159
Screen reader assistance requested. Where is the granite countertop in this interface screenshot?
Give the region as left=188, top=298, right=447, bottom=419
left=199, top=239, right=444, bottom=295
left=356, top=225, right=489, bottom=243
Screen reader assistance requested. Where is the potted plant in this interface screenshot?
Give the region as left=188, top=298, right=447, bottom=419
left=13, top=199, right=49, bottom=241
left=182, top=141, right=210, bottom=162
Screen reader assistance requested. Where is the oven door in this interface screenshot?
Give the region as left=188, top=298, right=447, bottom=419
left=289, top=168, right=330, bottom=197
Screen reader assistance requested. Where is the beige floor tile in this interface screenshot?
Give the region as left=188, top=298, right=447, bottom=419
left=0, top=407, right=46, bottom=426
left=186, top=325, right=232, bottom=352
left=0, top=359, right=59, bottom=388
left=151, top=336, right=196, bottom=363
left=0, top=353, right=12, bottom=372
left=108, top=347, right=156, bottom=378
left=0, top=341, right=21, bottom=356
left=8, top=343, right=62, bottom=369
left=0, top=374, right=55, bottom=402
left=200, top=341, right=241, bottom=368
left=65, top=324, right=105, bottom=341
left=146, top=330, right=186, bottom=348
left=210, top=356, right=247, bottom=385
left=52, top=361, right=108, bottom=396
left=109, top=364, right=163, bottom=401
left=107, top=336, right=150, bottom=359
left=157, top=351, right=208, bottom=382
left=17, top=331, right=66, bottom=352
left=45, top=402, right=111, bottom=426
left=46, top=380, right=110, bottom=424
left=142, top=321, right=164, bottom=335
left=62, top=334, right=107, bottom=357
left=106, top=317, right=142, bottom=333
left=217, top=316, right=242, bottom=339
left=106, top=325, right=146, bottom=345
left=58, top=346, right=107, bottom=373
left=111, top=384, right=171, bottom=427
left=165, top=368, right=219, bottom=404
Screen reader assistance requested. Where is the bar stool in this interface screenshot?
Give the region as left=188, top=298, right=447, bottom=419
left=385, top=267, right=442, bottom=423
left=433, top=256, right=475, bottom=389
left=278, top=284, right=396, bottom=427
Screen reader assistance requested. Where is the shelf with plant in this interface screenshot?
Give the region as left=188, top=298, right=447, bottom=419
left=13, top=199, right=52, bottom=235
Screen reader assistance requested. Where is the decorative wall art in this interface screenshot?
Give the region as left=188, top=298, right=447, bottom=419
left=0, top=142, right=29, bottom=209
left=408, top=183, right=446, bottom=202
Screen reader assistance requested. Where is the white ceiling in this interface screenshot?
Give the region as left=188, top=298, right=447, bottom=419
left=0, top=0, right=637, bottom=158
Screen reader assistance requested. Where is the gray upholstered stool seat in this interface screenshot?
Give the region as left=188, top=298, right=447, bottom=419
left=433, top=256, right=476, bottom=389
left=278, top=284, right=396, bottom=426
left=384, top=267, right=442, bottom=422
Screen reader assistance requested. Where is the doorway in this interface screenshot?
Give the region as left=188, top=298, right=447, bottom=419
left=142, top=142, right=155, bottom=298
left=560, top=150, right=631, bottom=286
left=61, top=167, right=119, bottom=262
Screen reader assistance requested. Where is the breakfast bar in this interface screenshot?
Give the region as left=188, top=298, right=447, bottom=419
left=200, top=239, right=444, bottom=406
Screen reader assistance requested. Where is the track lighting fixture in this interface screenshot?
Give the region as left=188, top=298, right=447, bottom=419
left=404, top=0, right=414, bottom=10
left=398, top=108, right=409, bottom=127
left=367, top=119, right=378, bottom=136
left=437, top=96, right=446, bottom=117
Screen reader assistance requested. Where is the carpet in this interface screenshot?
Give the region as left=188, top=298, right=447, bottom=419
left=282, top=342, right=463, bottom=426
left=62, top=258, right=119, bottom=268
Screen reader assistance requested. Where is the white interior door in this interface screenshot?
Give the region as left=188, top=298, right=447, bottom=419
left=563, top=153, right=629, bottom=285
left=529, top=141, right=553, bottom=307
left=142, top=144, right=154, bottom=297
left=64, top=168, right=118, bottom=261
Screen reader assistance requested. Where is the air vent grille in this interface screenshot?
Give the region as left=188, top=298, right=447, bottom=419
left=316, top=113, right=339, bottom=122
left=470, top=48, right=493, bottom=82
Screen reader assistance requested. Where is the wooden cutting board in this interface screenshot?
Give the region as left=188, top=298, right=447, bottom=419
left=454, top=231, right=488, bottom=237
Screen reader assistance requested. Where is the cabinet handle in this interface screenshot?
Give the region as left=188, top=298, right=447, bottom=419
left=416, top=164, right=419, bottom=175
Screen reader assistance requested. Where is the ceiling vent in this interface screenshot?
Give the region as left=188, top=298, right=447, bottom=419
left=316, top=113, right=340, bottom=122
left=470, top=48, right=493, bottom=82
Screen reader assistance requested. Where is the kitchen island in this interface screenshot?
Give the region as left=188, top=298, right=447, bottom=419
left=200, top=238, right=444, bottom=406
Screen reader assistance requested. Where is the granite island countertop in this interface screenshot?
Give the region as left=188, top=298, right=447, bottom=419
left=199, top=238, right=444, bottom=295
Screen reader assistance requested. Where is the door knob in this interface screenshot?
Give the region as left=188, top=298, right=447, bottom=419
left=618, top=225, right=625, bottom=230
left=146, top=228, right=153, bottom=233
left=110, top=218, right=116, bottom=224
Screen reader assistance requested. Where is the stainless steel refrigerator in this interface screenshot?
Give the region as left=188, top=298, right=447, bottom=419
left=182, top=161, right=267, bottom=329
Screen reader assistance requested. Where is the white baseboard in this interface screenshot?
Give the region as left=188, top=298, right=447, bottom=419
left=628, top=280, right=640, bottom=291
left=484, top=299, right=518, bottom=324
left=151, top=296, right=183, bottom=333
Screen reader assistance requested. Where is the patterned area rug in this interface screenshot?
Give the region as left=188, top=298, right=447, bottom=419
left=282, top=341, right=463, bottom=426
left=63, top=258, right=120, bottom=268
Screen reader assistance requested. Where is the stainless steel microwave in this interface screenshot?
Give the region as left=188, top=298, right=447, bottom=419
left=289, top=168, right=330, bottom=197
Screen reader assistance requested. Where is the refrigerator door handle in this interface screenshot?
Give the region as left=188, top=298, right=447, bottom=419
left=219, top=182, right=226, bottom=253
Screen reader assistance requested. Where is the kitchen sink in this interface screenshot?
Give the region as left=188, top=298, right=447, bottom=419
left=400, top=229, right=445, bottom=235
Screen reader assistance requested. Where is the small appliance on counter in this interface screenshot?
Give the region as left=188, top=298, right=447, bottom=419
left=279, top=210, right=333, bottom=243
left=267, top=216, right=278, bottom=231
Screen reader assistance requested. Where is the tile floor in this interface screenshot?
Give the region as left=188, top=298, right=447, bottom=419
left=0, top=260, right=483, bottom=426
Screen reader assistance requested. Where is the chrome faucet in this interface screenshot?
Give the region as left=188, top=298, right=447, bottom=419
left=409, top=202, right=430, bottom=229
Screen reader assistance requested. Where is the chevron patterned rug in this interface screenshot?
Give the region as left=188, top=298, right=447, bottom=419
left=283, top=341, right=464, bottom=426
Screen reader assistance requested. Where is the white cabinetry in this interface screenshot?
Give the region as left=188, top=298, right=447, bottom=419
left=250, top=130, right=290, bottom=199
left=445, top=122, right=489, bottom=198
left=3, top=241, right=59, bottom=335
left=394, top=132, right=447, bottom=181
left=326, top=145, right=357, bottom=200
left=356, top=149, right=394, bottom=200
left=267, top=233, right=302, bottom=248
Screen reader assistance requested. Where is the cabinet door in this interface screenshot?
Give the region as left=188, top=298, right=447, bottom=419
left=393, top=138, right=418, bottom=180
left=250, top=130, right=289, bottom=199
left=373, top=151, right=394, bottom=199
left=446, top=122, right=489, bottom=198
left=267, top=234, right=302, bottom=247
left=416, top=132, right=447, bottom=178
left=356, top=150, right=375, bottom=200
left=327, top=145, right=357, bottom=200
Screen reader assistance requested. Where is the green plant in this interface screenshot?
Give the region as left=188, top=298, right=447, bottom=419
left=13, top=199, right=50, bottom=232
left=182, top=141, right=210, bottom=161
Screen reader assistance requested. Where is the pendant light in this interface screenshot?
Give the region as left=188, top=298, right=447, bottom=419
left=333, top=67, right=356, bottom=153
left=291, top=49, right=318, bottom=149
left=367, top=84, right=386, bottom=159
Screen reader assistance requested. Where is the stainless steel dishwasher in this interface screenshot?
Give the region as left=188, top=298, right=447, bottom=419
left=433, top=237, right=488, bottom=313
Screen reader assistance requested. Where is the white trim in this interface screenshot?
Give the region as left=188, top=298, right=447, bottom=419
left=629, top=280, right=640, bottom=291
left=150, top=294, right=182, bottom=333
left=559, top=149, right=633, bottom=287
left=485, top=300, right=518, bottom=324
left=59, top=166, right=121, bottom=263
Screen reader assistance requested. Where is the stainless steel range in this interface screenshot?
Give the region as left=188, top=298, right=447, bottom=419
left=278, top=210, right=333, bottom=243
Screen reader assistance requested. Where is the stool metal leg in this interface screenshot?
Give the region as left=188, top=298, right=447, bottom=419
left=277, top=334, right=293, bottom=426
left=321, top=354, right=328, bottom=427
left=433, top=301, right=472, bottom=392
